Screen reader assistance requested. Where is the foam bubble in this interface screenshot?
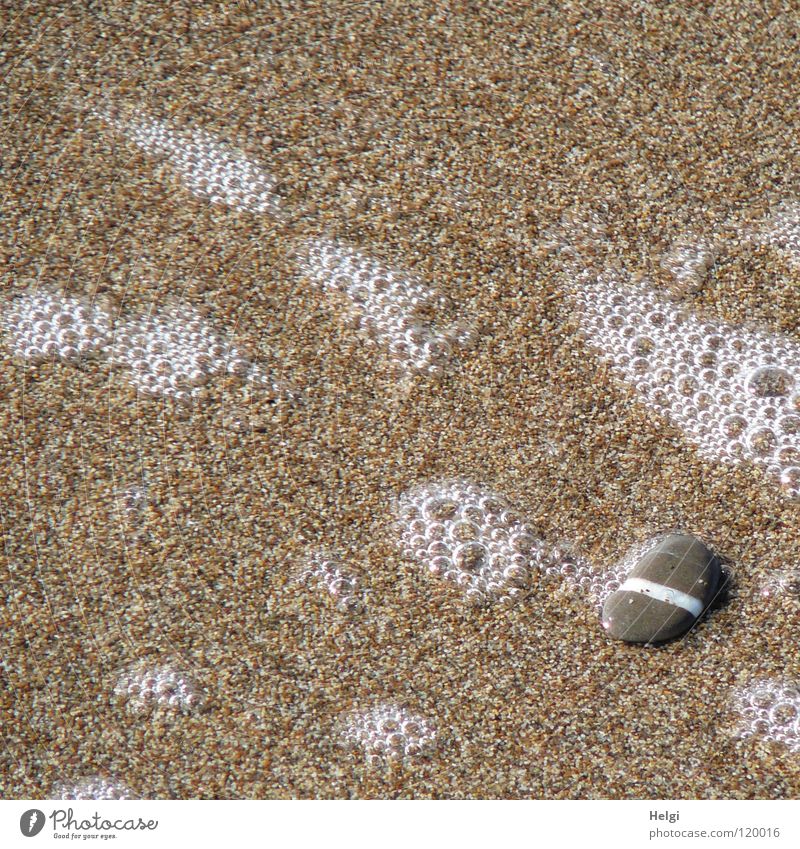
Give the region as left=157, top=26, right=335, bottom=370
left=111, top=302, right=274, bottom=404
left=95, top=109, right=282, bottom=216
left=2, top=291, right=283, bottom=412
left=298, top=551, right=363, bottom=613
left=761, top=567, right=800, bottom=599
left=660, top=233, right=717, bottom=294
left=52, top=776, right=134, bottom=800
left=2, top=289, right=112, bottom=363
left=396, top=478, right=601, bottom=606
left=297, top=239, right=474, bottom=377
left=341, top=704, right=438, bottom=766
left=732, top=680, right=800, bottom=752
left=113, top=662, right=205, bottom=715
left=574, top=274, right=800, bottom=498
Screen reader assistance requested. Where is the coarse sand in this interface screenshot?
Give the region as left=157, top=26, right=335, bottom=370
left=1, top=0, right=799, bottom=799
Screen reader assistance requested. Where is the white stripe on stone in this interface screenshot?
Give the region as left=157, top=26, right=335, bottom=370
left=619, top=577, right=704, bottom=617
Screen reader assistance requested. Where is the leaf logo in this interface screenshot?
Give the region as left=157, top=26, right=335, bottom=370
left=20, top=809, right=45, bottom=837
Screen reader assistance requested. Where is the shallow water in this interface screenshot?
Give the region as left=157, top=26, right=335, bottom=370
left=1, top=0, right=799, bottom=800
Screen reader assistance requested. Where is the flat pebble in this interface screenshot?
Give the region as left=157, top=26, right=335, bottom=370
left=601, top=533, right=721, bottom=643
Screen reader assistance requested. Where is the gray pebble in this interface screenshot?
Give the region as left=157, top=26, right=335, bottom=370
left=601, top=533, right=721, bottom=643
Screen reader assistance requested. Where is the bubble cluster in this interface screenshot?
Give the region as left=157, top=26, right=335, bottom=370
left=298, top=239, right=473, bottom=377
left=111, top=302, right=271, bottom=404
left=568, top=545, right=632, bottom=607
left=574, top=274, right=800, bottom=498
left=95, top=109, right=282, bottom=216
left=113, top=662, right=205, bottom=714
left=2, top=291, right=281, bottom=412
left=397, top=478, right=595, bottom=607
left=2, top=289, right=112, bottom=363
left=298, top=551, right=362, bottom=613
left=52, top=776, right=133, bottom=800
left=760, top=567, right=800, bottom=599
left=341, top=704, right=438, bottom=766
left=733, top=680, right=800, bottom=752
left=660, top=234, right=717, bottom=294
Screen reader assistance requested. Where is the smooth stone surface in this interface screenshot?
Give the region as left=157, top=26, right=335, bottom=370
left=602, top=533, right=722, bottom=643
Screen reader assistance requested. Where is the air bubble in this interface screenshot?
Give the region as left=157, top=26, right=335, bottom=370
left=732, top=680, right=800, bottom=753
left=779, top=415, right=800, bottom=435
left=780, top=466, right=800, bottom=494
left=52, top=777, right=134, bottom=801
left=397, top=478, right=603, bottom=606
left=574, top=274, right=800, bottom=498
left=454, top=541, right=488, bottom=572
left=746, top=366, right=795, bottom=398
left=298, top=551, right=363, bottom=613
left=96, top=110, right=282, bottom=217
left=770, top=702, right=798, bottom=726
left=298, top=239, right=473, bottom=377
left=113, top=661, right=205, bottom=715
left=747, top=427, right=778, bottom=457
left=341, top=704, right=438, bottom=765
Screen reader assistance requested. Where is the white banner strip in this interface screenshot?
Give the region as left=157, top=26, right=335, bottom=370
left=1, top=800, right=798, bottom=848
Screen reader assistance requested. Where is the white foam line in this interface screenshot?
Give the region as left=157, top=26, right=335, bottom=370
left=95, top=109, right=282, bottom=216
left=572, top=272, right=800, bottom=499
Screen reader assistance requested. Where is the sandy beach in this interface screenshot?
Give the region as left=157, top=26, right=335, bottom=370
left=1, top=0, right=799, bottom=799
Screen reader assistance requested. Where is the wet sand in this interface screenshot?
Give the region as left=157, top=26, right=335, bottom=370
left=1, top=1, right=799, bottom=799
